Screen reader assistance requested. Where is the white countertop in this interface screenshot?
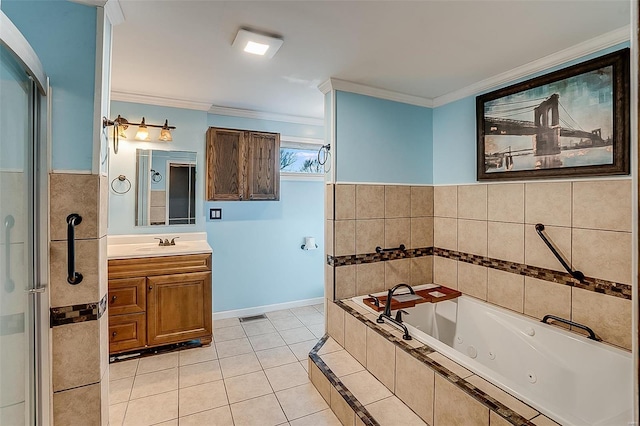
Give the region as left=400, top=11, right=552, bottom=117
left=107, top=232, right=212, bottom=260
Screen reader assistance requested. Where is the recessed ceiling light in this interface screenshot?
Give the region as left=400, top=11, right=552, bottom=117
left=232, top=29, right=283, bottom=59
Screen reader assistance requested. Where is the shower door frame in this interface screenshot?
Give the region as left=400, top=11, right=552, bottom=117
left=0, top=10, right=50, bottom=426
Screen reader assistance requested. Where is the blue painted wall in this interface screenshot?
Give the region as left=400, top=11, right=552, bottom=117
left=432, top=42, right=630, bottom=184
left=334, top=91, right=432, bottom=184
left=2, top=0, right=97, bottom=172
left=108, top=102, right=325, bottom=312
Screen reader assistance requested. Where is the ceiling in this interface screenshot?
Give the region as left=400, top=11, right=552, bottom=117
left=111, top=1, right=631, bottom=120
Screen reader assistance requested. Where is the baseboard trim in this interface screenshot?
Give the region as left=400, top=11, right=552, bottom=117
left=213, top=297, right=324, bottom=321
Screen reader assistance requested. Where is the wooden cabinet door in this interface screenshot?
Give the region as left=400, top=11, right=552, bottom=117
left=247, top=131, right=280, bottom=200
left=206, top=127, right=246, bottom=200
left=146, top=272, right=212, bottom=347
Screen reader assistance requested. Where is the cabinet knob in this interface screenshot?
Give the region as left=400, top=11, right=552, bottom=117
left=111, top=295, right=117, bottom=303
left=112, top=332, right=117, bottom=337
left=239, top=194, right=243, bottom=200
left=148, top=286, right=153, bottom=291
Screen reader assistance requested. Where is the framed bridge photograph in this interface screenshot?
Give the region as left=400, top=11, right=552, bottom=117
left=476, top=48, right=630, bottom=181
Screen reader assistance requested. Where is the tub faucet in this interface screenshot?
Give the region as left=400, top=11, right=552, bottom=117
left=382, top=283, right=415, bottom=317
left=376, top=283, right=415, bottom=340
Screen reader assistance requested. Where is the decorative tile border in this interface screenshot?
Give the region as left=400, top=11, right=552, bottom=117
left=50, top=294, right=108, bottom=327
left=328, top=246, right=631, bottom=300
left=335, top=300, right=536, bottom=426
left=309, top=335, right=380, bottom=426
left=327, top=246, right=432, bottom=267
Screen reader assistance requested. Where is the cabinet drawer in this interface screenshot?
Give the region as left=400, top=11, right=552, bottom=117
left=108, top=278, right=146, bottom=316
left=109, top=313, right=146, bottom=354
left=108, top=254, right=211, bottom=279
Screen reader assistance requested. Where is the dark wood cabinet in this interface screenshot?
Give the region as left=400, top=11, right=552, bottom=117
left=206, top=127, right=280, bottom=201
left=108, top=254, right=212, bottom=355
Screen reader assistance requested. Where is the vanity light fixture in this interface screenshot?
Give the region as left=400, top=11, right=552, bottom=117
left=102, top=115, right=176, bottom=154
left=232, top=28, right=283, bottom=59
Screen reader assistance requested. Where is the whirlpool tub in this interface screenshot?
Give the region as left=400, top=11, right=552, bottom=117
left=353, top=285, right=632, bottom=426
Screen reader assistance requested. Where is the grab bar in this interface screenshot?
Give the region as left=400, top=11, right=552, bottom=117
left=4, top=215, right=14, bottom=292
left=376, top=244, right=406, bottom=254
left=541, top=315, right=600, bottom=341
left=534, top=224, right=584, bottom=283
left=66, top=214, right=83, bottom=285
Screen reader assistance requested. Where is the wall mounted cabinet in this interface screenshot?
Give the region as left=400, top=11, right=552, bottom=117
left=206, top=127, right=280, bottom=201
left=108, top=253, right=212, bottom=355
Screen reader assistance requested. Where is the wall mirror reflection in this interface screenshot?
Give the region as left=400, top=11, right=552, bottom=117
left=136, top=149, right=196, bottom=226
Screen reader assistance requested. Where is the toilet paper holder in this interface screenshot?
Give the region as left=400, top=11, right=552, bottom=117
left=301, top=237, right=318, bottom=250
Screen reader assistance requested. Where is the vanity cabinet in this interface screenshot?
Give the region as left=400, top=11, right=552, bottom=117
left=206, top=127, right=280, bottom=201
left=108, top=253, right=212, bottom=355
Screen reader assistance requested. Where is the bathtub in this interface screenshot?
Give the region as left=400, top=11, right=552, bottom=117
left=353, top=285, right=632, bottom=426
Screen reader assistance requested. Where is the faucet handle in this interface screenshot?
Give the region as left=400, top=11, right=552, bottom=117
left=170, top=237, right=180, bottom=245
left=154, top=238, right=164, bottom=246
left=395, top=309, right=409, bottom=323
left=163, top=238, right=170, bottom=246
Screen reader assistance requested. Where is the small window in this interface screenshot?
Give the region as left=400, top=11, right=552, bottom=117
left=279, top=137, right=325, bottom=178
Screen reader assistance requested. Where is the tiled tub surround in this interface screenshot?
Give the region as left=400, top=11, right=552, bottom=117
left=317, top=300, right=564, bottom=426
left=351, top=288, right=632, bottom=425
left=326, top=180, right=633, bottom=351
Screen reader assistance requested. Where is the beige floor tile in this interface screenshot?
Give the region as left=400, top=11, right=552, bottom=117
left=292, top=306, right=319, bottom=316
left=265, top=362, right=310, bottom=391
left=427, top=352, right=472, bottom=379
left=137, top=353, right=178, bottom=375
left=123, top=390, right=178, bottom=426
left=179, top=380, right=228, bottom=417
left=219, top=352, right=262, bottom=378
left=213, top=325, right=246, bottom=342
left=242, top=320, right=277, bottom=336
left=155, top=420, right=178, bottom=426
left=289, top=339, right=319, bottom=361
left=179, top=345, right=217, bottom=366
left=270, top=316, right=304, bottom=331
left=266, top=310, right=295, bottom=320
left=215, top=338, right=254, bottom=359
left=300, top=360, right=309, bottom=372
left=340, top=370, right=392, bottom=405
left=289, top=409, right=341, bottom=426
left=313, top=303, right=324, bottom=313
left=276, top=383, right=329, bottom=421
left=179, top=405, right=234, bottom=426
left=317, top=337, right=342, bottom=355
left=130, top=368, right=178, bottom=400
left=214, top=318, right=240, bottom=329
left=307, top=323, right=326, bottom=338
left=109, top=402, right=127, bottom=426
left=110, top=359, right=138, bottom=381
left=320, top=350, right=364, bottom=377
left=296, top=312, right=325, bottom=326
left=256, top=346, right=298, bottom=369
left=280, top=327, right=317, bottom=345
left=225, top=370, right=274, bottom=403
left=179, top=360, right=222, bottom=388
left=230, top=393, right=287, bottom=426
left=366, top=396, right=427, bottom=426
left=110, top=376, right=134, bottom=404
left=248, top=332, right=287, bottom=351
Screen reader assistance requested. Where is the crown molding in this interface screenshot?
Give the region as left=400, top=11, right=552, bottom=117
left=318, top=78, right=433, bottom=108
left=110, top=91, right=213, bottom=111
left=432, top=25, right=631, bottom=107
left=208, top=105, right=324, bottom=126
left=105, top=0, right=125, bottom=25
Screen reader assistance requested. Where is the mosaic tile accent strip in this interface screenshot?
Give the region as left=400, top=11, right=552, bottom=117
left=328, top=245, right=631, bottom=300
left=50, top=294, right=108, bottom=327
left=309, top=335, right=380, bottom=426
left=335, top=300, right=536, bottom=426
left=327, top=246, right=432, bottom=267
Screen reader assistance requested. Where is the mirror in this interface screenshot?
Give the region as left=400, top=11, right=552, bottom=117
left=135, top=149, right=197, bottom=226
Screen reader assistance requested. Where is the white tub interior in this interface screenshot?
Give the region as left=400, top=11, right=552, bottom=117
left=353, top=284, right=633, bottom=426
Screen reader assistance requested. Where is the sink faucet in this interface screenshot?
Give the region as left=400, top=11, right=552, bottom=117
left=155, top=237, right=180, bottom=246
left=376, top=283, right=415, bottom=340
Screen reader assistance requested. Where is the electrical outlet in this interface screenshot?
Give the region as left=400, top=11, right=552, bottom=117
left=209, top=208, right=222, bottom=220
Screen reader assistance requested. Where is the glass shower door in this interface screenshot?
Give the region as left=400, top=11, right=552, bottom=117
left=0, top=43, right=40, bottom=426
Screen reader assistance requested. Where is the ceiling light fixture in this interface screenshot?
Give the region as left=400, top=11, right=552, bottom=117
left=102, top=115, right=176, bottom=154
left=232, top=28, right=283, bottom=59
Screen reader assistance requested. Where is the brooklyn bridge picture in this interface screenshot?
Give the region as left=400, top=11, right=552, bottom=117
left=476, top=48, right=629, bottom=180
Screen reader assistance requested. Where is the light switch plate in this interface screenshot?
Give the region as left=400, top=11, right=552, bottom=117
left=209, top=208, right=222, bottom=220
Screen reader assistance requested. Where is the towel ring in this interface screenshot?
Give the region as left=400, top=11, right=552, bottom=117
left=111, top=175, right=131, bottom=194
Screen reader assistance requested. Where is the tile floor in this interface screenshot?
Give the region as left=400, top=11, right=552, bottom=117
left=109, top=304, right=342, bottom=426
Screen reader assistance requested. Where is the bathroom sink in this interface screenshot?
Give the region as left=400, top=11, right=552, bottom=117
left=107, top=240, right=212, bottom=259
